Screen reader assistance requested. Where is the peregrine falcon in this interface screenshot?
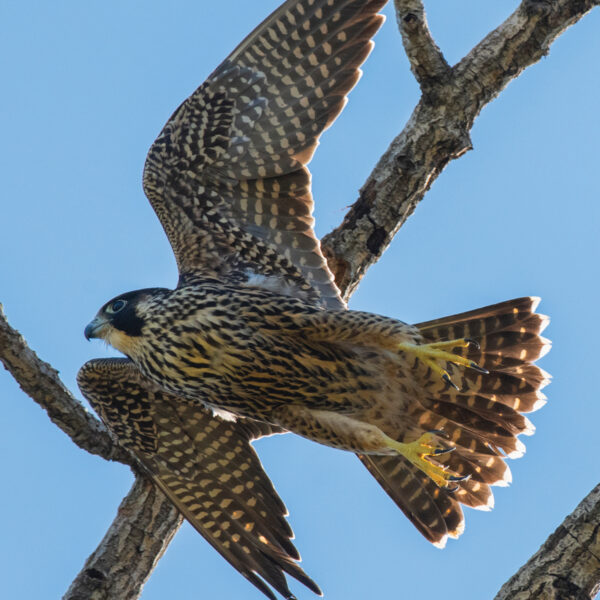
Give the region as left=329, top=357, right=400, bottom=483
left=79, top=0, right=550, bottom=597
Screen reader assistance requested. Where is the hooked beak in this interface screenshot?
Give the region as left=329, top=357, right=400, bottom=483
left=84, top=315, right=108, bottom=340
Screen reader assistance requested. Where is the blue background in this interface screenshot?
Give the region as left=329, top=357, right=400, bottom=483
left=1, top=1, right=599, bottom=599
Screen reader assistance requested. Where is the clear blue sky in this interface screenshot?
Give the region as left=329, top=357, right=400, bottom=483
left=1, top=2, right=599, bottom=599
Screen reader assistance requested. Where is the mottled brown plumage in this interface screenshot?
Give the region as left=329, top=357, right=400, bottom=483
left=80, top=0, right=550, bottom=597
left=141, top=0, right=388, bottom=309
left=77, top=359, right=319, bottom=600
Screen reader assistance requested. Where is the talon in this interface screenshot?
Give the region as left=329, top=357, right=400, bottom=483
left=442, top=372, right=459, bottom=390
left=429, top=429, right=448, bottom=438
left=383, top=432, right=466, bottom=488
left=469, top=361, right=489, bottom=374
left=465, top=338, right=480, bottom=350
left=448, top=474, right=471, bottom=483
left=433, top=445, right=455, bottom=456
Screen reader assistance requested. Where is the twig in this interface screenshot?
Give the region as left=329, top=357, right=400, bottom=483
left=453, top=0, right=599, bottom=119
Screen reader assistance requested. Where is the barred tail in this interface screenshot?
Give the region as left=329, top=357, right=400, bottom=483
left=358, top=454, right=465, bottom=547
left=359, top=297, right=550, bottom=547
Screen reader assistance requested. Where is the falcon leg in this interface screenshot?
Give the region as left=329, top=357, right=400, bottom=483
left=397, top=338, right=488, bottom=389
left=383, top=431, right=469, bottom=489
left=272, top=406, right=468, bottom=490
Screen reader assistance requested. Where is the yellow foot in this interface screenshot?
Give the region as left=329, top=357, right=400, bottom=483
left=385, top=431, right=469, bottom=489
left=397, top=338, right=488, bottom=389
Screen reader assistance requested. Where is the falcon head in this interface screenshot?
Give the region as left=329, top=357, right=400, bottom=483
left=84, top=288, right=166, bottom=355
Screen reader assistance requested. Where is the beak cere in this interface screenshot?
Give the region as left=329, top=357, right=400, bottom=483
left=84, top=316, right=107, bottom=340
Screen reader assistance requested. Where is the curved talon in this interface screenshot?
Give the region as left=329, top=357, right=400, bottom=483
left=433, top=445, right=455, bottom=456
left=429, top=429, right=449, bottom=439
left=464, top=338, right=480, bottom=350
left=442, top=372, right=459, bottom=390
left=383, top=432, right=466, bottom=488
left=445, top=475, right=471, bottom=492
left=448, top=474, right=471, bottom=483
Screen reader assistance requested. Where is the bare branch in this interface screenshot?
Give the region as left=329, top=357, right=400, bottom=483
left=393, top=0, right=450, bottom=90
left=454, top=0, right=600, bottom=116
left=322, top=0, right=599, bottom=299
left=0, top=304, right=130, bottom=465
left=494, top=484, right=600, bottom=600
left=63, top=476, right=182, bottom=600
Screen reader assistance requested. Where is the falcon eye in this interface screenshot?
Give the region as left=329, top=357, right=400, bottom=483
left=107, top=299, right=127, bottom=314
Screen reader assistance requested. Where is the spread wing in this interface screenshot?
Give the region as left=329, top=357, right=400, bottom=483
left=143, top=0, right=387, bottom=308
left=77, top=358, right=320, bottom=600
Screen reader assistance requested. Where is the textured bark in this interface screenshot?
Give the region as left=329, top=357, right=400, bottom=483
left=390, top=0, right=450, bottom=89
left=495, top=484, right=600, bottom=600
left=63, top=476, right=182, bottom=600
left=322, top=0, right=600, bottom=300
left=0, top=304, right=130, bottom=465
left=1, top=1, right=599, bottom=599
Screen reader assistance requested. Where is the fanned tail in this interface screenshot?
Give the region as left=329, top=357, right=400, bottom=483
left=359, top=297, right=550, bottom=547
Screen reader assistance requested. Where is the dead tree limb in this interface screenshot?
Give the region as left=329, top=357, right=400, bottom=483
left=322, top=0, right=600, bottom=299
left=494, top=484, right=600, bottom=600
left=62, top=476, right=182, bottom=600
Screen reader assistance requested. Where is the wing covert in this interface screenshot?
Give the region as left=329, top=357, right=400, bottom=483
left=77, top=358, right=319, bottom=600
left=143, top=0, right=387, bottom=308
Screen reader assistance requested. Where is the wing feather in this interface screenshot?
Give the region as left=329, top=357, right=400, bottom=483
left=143, top=0, right=387, bottom=308
left=77, top=358, right=320, bottom=600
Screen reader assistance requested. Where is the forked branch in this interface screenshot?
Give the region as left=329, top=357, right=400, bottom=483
left=322, top=0, right=600, bottom=299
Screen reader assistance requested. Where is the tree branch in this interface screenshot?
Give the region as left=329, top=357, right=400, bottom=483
left=494, top=484, right=600, bottom=600
left=454, top=0, right=600, bottom=112
left=321, top=0, right=599, bottom=300
left=2, top=1, right=599, bottom=599
left=393, top=0, right=450, bottom=90
left=0, top=304, right=130, bottom=465
left=63, top=476, right=182, bottom=600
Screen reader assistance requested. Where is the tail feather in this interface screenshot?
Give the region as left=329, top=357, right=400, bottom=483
left=454, top=478, right=494, bottom=510
left=416, top=296, right=545, bottom=335
left=471, top=388, right=547, bottom=413
left=419, top=398, right=526, bottom=439
left=358, top=454, right=464, bottom=548
left=407, top=402, right=525, bottom=457
left=445, top=450, right=511, bottom=486
left=360, top=297, right=549, bottom=546
left=472, top=331, right=549, bottom=366
left=433, top=393, right=534, bottom=435
left=455, top=366, right=549, bottom=400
